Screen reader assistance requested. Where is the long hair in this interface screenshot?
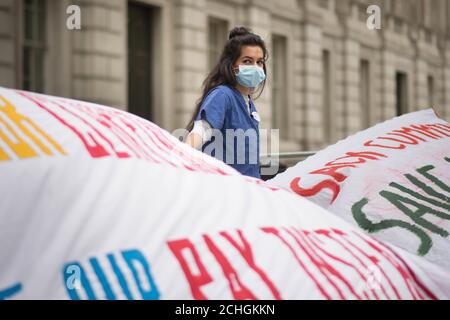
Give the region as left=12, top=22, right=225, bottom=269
left=186, top=26, right=268, bottom=132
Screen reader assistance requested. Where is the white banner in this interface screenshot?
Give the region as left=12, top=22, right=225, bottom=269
left=269, top=109, right=450, bottom=270
left=0, top=87, right=449, bottom=299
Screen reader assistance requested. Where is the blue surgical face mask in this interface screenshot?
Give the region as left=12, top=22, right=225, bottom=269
left=235, top=65, right=266, bottom=88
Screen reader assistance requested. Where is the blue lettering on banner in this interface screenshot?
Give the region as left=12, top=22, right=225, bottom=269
left=0, top=283, right=22, bottom=300
left=63, top=262, right=96, bottom=300
left=122, top=249, right=160, bottom=300
left=62, top=249, right=160, bottom=300
left=107, top=253, right=133, bottom=299
left=90, top=257, right=116, bottom=300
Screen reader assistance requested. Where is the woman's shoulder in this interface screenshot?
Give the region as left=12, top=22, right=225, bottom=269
left=207, top=85, right=236, bottom=99
left=200, top=85, right=234, bottom=113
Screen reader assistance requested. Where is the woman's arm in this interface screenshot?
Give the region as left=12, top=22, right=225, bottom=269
left=185, top=120, right=212, bottom=150
left=185, top=132, right=203, bottom=150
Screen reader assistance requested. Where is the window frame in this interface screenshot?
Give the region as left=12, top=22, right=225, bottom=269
left=207, top=16, right=228, bottom=71
left=21, top=0, right=48, bottom=93
left=271, top=33, right=289, bottom=140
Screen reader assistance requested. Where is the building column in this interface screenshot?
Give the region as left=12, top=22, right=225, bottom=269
left=300, top=22, right=323, bottom=150
left=247, top=2, right=271, bottom=129
left=414, top=28, right=431, bottom=111
left=72, top=0, right=127, bottom=109
left=341, top=38, right=361, bottom=135
left=414, top=59, right=428, bottom=110
left=379, top=48, right=396, bottom=120
left=442, top=39, right=450, bottom=119
left=292, top=23, right=304, bottom=148
left=173, top=0, right=207, bottom=129
left=0, top=0, right=18, bottom=88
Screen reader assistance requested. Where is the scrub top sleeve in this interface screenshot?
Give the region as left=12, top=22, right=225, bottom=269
left=195, top=89, right=228, bottom=130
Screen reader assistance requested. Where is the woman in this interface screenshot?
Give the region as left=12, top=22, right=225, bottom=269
left=185, top=26, right=268, bottom=179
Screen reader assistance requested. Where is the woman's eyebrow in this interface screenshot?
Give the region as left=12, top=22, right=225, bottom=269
left=242, top=56, right=265, bottom=61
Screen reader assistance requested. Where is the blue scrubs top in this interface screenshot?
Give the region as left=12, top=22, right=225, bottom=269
left=195, top=84, right=261, bottom=179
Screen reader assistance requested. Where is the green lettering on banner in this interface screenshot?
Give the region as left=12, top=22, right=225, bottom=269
left=380, top=190, right=449, bottom=237
left=389, top=182, right=450, bottom=212
left=352, top=198, right=432, bottom=255
left=417, top=163, right=450, bottom=194
left=404, top=172, right=450, bottom=203
left=351, top=156, right=450, bottom=256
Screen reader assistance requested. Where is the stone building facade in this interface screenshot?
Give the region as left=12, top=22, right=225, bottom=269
left=1, top=0, right=450, bottom=153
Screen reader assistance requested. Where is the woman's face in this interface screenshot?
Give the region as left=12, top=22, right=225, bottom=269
left=233, top=45, right=265, bottom=72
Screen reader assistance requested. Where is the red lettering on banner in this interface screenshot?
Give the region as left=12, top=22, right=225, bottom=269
left=203, top=235, right=257, bottom=300
left=391, top=128, right=428, bottom=142
left=91, top=113, right=148, bottom=159
left=125, top=113, right=229, bottom=175
left=364, top=123, right=450, bottom=153
left=289, top=153, right=385, bottom=203
left=135, top=120, right=193, bottom=169
left=18, top=91, right=116, bottom=158
left=336, top=230, right=401, bottom=299
left=284, top=228, right=348, bottom=299
left=54, top=101, right=132, bottom=158
left=167, top=239, right=213, bottom=300
left=432, top=123, right=450, bottom=134
left=290, top=177, right=340, bottom=203
left=325, top=229, right=391, bottom=299
left=290, top=120, right=449, bottom=203
left=168, top=227, right=436, bottom=300
left=110, top=116, right=163, bottom=164
left=18, top=91, right=234, bottom=175
left=61, top=100, right=180, bottom=166
left=310, top=165, right=349, bottom=182
left=261, top=227, right=332, bottom=299
left=364, top=140, right=406, bottom=150
left=374, top=237, right=437, bottom=300
left=353, top=232, right=434, bottom=300
left=304, top=229, right=372, bottom=299
left=378, top=134, right=420, bottom=145
left=412, top=125, right=445, bottom=138
left=220, top=230, right=282, bottom=300
left=326, top=152, right=387, bottom=167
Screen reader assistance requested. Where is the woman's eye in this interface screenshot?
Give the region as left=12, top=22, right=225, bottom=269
left=257, top=61, right=264, bottom=66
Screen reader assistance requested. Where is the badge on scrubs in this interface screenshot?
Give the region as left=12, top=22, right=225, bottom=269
left=251, top=111, right=261, bottom=122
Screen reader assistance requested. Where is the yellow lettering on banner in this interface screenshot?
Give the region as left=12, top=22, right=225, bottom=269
left=0, top=95, right=66, bottom=160
left=0, top=111, right=37, bottom=159
left=0, top=146, right=9, bottom=160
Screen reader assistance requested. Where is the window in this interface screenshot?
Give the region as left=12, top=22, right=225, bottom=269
left=422, top=0, right=431, bottom=28
left=427, top=75, right=434, bottom=106
left=272, top=35, right=288, bottom=139
left=208, top=17, right=228, bottom=70
left=322, top=49, right=332, bottom=142
left=360, top=59, right=370, bottom=127
left=396, top=71, right=408, bottom=116
left=128, top=2, right=154, bottom=121
left=23, top=0, right=47, bottom=93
